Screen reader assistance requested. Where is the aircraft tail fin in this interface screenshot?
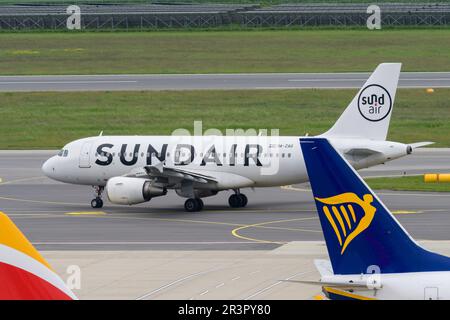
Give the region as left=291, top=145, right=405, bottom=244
left=322, top=63, right=401, bottom=141
left=300, top=137, right=450, bottom=275
left=0, top=212, right=76, bottom=300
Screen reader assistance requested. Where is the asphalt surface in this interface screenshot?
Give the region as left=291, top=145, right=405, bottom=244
left=1, top=72, right=450, bottom=92
left=0, top=149, right=448, bottom=251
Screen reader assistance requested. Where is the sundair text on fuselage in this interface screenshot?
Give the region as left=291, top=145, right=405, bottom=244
left=94, top=143, right=293, bottom=167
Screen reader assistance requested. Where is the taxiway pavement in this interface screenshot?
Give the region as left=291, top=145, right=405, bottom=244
left=1, top=72, right=450, bottom=92
left=0, top=149, right=448, bottom=251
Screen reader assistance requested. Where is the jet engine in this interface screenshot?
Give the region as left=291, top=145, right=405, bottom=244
left=106, top=177, right=166, bottom=205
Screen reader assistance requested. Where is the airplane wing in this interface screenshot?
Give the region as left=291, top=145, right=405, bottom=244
left=122, top=159, right=254, bottom=190
left=144, top=165, right=218, bottom=185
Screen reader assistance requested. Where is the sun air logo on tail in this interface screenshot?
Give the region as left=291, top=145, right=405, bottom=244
left=315, top=193, right=376, bottom=254
left=357, top=84, right=392, bottom=122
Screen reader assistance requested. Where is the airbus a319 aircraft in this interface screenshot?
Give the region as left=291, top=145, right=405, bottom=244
left=42, top=63, right=430, bottom=212
left=301, top=138, right=450, bottom=300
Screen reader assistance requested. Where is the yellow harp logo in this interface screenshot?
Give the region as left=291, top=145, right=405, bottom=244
left=315, top=193, right=376, bottom=255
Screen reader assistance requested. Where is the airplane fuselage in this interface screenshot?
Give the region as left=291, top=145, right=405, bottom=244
left=42, top=135, right=410, bottom=190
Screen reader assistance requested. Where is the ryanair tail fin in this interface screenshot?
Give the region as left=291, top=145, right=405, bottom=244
left=0, top=212, right=76, bottom=300
left=300, top=138, right=450, bottom=275
left=322, top=63, right=401, bottom=141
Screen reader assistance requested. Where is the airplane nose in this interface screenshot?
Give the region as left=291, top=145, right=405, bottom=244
left=42, top=157, right=56, bottom=178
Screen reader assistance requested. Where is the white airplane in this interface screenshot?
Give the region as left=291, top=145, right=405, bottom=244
left=300, top=137, right=450, bottom=300
left=42, top=63, right=430, bottom=212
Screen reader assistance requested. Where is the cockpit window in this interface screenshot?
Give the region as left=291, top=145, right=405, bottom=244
left=58, top=149, right=69, bottom=157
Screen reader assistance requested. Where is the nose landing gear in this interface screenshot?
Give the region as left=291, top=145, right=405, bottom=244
left=91, top=186, right=104, bottom=209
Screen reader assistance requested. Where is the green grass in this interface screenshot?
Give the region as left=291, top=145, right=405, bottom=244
left=366, top=176, right=450, bottom=192
left=2, top=29, right=450, bottom=75
left=0, top=88, right=449, bottom=149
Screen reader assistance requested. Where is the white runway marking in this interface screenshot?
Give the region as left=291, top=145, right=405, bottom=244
left=244, top=270, right=314, bottom=300
left=136, top=267, right=220, bottom=300
left=0, top=80, right=137, bottom=84
left=33, top=241, right=256, bottom=245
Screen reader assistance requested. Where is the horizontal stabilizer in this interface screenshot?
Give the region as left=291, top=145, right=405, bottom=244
left=282, top=280, right=370, bottom=290
left=409, top=141, right=434, bottom=149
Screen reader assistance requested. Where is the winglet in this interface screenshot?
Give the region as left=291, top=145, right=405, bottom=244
left=0, top=212, right=76, bottom=300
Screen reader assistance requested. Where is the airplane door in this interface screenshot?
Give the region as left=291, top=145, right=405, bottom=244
left=424, top=287, right=439, bottom=300
left=79, top=142, right=93, bottom=168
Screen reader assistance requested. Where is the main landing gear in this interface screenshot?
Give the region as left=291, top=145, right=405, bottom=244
left=91, top=186, right=104, bottom=209
left=228, top=190, right=248, bottom=208
left=184, top=198, right=204, bottom=212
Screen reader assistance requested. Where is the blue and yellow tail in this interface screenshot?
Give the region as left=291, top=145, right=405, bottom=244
left=300, top=138, right=450, bottom=275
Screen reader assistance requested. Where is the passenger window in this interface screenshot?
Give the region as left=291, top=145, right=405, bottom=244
left=64, top=150, right=68, bottom=157
left=58, top=150, right=63, bottom=157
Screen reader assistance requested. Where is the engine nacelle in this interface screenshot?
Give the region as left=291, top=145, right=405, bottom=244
left=106, top=177, right=166, bottom=205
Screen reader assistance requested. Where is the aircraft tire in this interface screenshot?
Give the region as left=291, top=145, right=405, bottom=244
left=196, top=198, right=204, bottom=211
left=185, top=198, right=200, bottom=212
left=238, top=194, right=248, bottom=207
left=91, top=198, right=103, bottom=209
left=228, top=194, right=240, bottom=208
